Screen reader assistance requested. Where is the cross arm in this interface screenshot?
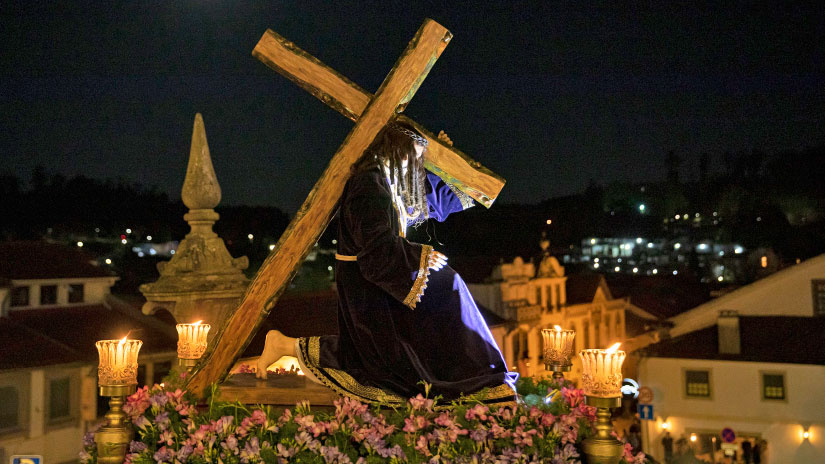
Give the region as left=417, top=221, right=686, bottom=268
left=253, top=28, right=505, bottom=208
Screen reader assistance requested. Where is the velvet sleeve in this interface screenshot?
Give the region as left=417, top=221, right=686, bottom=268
left=345, top=173, right=434, bottom=309
left=425, top=171, right=475, bottom=222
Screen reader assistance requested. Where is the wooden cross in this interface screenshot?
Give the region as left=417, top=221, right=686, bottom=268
left=185, top=19, right=506, bottom=396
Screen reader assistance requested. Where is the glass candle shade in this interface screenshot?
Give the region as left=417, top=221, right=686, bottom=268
left=96, top=338, right=142, bottom=386
left=578, top=345, right=626, bottom=397
left=176, top=321, right=211, bottom=360
left=541, top=326, right=575, bottom=366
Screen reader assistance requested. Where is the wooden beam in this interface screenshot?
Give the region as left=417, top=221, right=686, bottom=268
left=186, top=19, right=452, bottom=397
left=253, top=28, right=505, bottom=208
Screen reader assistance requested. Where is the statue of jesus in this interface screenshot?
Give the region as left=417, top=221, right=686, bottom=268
left=257, top=121, right=517, bottom=405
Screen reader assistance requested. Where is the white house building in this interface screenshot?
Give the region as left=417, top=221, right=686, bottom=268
left=637, top=253, right=825, bottom=463
left=0, top=241, right=177, bottom=464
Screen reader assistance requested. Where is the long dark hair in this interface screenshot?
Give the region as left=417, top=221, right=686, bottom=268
left=352, top=120, right=428, bottom=223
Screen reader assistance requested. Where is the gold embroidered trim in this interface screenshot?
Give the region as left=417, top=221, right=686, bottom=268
left=446, top=181, right=475, bottom=210
left=298, top=337, right=516, bottom=408
left=403, top=245, right=433, bottom=309
left=300, top=337, right=405, bottom=405
left=334, top=253, right=357, bottom=261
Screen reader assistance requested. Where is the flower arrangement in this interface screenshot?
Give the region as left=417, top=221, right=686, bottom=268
left=81, top=377, right=646, bottom=464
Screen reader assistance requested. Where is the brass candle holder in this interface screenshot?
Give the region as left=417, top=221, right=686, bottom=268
left=176, top=321, right=210, bottom=371
left=94, top=337, right=142, bottom=464
left=541, top=325, right=575, bottom=381
left=579, top=344, right=626, bottom=464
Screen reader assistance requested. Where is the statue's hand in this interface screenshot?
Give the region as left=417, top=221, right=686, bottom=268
left=437, top=130, right=453, bottom=147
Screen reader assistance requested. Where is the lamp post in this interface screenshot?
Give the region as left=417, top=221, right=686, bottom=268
left=176, top=320, right=211, bottom=371
left=541, top=325, right=575, bottom=381
left=94, top=336, right=142, bottom=464
left=579, top=343, right=626, bottom=464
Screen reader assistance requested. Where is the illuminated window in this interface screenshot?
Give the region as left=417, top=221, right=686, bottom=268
left=762, top=374, right=785, bottom=400
left=685, top=370, right=711, bottom=397
left=760, top=256, right=768, bottom=268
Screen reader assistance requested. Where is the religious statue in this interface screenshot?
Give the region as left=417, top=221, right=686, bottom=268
left=257, top=123, right=517, bottom=405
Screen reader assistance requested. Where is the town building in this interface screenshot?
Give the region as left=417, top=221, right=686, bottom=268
left=0, top=241, right=176, bottom=463
left=637, top=253, right=825, bottom=463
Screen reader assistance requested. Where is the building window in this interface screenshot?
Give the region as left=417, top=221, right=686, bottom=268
left=40, top=285, right=57, bottom=305
left=812, top=279, right=825, bottom=316
left=10, top=286, right=29, bottom=307
left=685, top=370, right=711, bottom=397
left=68, top=284, right=84, bottom=303
left=762, top=373, right=785, bottom=400
left=0, top=385, right=20, bottom=432
left=48, top=377, right=71, bottom=422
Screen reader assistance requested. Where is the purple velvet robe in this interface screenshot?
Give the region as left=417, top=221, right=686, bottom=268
left=297, top=167, right=516, bottom=405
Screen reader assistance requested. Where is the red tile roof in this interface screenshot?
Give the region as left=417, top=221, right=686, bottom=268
left=0, top=241, right=114, bottom=280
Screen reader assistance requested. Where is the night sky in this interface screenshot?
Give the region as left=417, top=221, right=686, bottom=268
left=2, top=1, right=824, bottom=212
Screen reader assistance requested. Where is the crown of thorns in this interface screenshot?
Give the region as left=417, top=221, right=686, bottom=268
left=388, top=123, right=428, bottom=147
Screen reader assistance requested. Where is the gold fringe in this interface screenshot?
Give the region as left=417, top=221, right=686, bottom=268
left=403, top=244, right=433, bottom=309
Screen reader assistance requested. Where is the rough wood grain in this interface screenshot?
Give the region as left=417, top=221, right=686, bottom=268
left=253, top=28, right=505, bottom=207
left=217, top=373, right=339, bottom=406
left=185, top=19, right=452, bottom=397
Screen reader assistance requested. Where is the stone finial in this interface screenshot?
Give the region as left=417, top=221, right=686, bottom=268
left=182, top=113, right=221, bottom=210
left=140, top=114, right=248, bottom=334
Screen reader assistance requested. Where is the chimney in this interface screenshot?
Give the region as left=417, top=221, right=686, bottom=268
left=717, top=310, right=740, bottom=355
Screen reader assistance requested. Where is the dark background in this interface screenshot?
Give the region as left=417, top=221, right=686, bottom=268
left=3, top=1, right=824, bottom=212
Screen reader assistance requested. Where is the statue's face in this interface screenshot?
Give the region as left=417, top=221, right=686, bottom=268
left=414, top=142, right=425, bottom=160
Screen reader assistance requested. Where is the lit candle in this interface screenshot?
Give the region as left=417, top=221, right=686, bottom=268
left=95, top=336, right=143, bottom=386
left=541, top=325, right=576, bottom=366
left=578, top=342, right=626, bottom=397
left=176, top=320, right=211, bottom=360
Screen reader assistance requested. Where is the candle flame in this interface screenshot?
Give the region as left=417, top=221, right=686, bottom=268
left=605, top=342, right=621, bottom=353
left=554, top=325, right=562, bottom=332
left=193, top=320, right=202, bottom=326
left=118, top=336, right=127, bottom=345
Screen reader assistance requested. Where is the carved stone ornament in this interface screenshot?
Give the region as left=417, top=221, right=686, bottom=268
left=140, top=114, right=249, bottom=329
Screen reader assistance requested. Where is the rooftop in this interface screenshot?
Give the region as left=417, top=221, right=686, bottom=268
left=641, top=316, right=825, bottom=365
left=0, top=240, right=114, bottom=280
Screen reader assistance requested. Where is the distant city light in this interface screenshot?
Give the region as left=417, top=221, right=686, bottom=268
left=632, top=267, right=639, bottom=273
left=105, top=258, right=112, bottom=265
left=269, top=244, right=275, bottom=251
left=614, top=266, right=620, bottom=272
left=76, top=241, right=83, bottom=247
left=121, top=239, right=127, bottom=245
left=594, top=258, right=599, bottom=263
left=761, top=256, right=768, bottom=268
left=652, top=269, right=658, bottom=275
left=675, top=214, right=680, bottom=220
left=248, top=234, right=254, bottom=240
left=734, top=246, right=744, bottom=254
left=636, top=238, right=643, bottom=244
left=674, top=243, right=681, bottom=250
left=146, top=235, right=152, bottom=241
left=695, top=213, right=700, bottom=218
left=717, top=276, right=724, bottom=282
left=673, top=270, right=678, bottom=275
left=327, top=266, right=333, bottom=271
left=594, top=263, right=600, bottom=269
left=149, top=249, right=157, bottom=256
left=137, top=251, right=144, bottom=257
left=690, top=434, right=697, bottom=442
left=718, top=251, right=725, bottom=256
left=713, top=211, right=718, bottom=216
left=638, top=204, right=646, bottom=213
left=170, top=250, right=176, bottom=255
left=590, top=238, right=596, bottom=245
left=698, top=243, right=708, bottom=251
left=617, top=258, right=622, bottom=263
left=332, top=239, right=338, bottom=245
left=126, top=228, right=132, bottom=234
left=647, top=242, right=654, bottom=248
left=683, top=213, right=688, bottom=220
left=94, top=228, right=100, bottom=233
left=546, top=219, right=552, bottom=225
left=756, top=216, right=762, bottom=222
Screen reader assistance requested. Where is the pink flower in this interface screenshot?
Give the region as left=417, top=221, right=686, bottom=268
left=408, top=394, right=434, bottom=411
left=402, top=415, right=430, bottom=433
left=562, top=387, right=585, bottom=408
left=465, top=404, right=490, bottom=421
